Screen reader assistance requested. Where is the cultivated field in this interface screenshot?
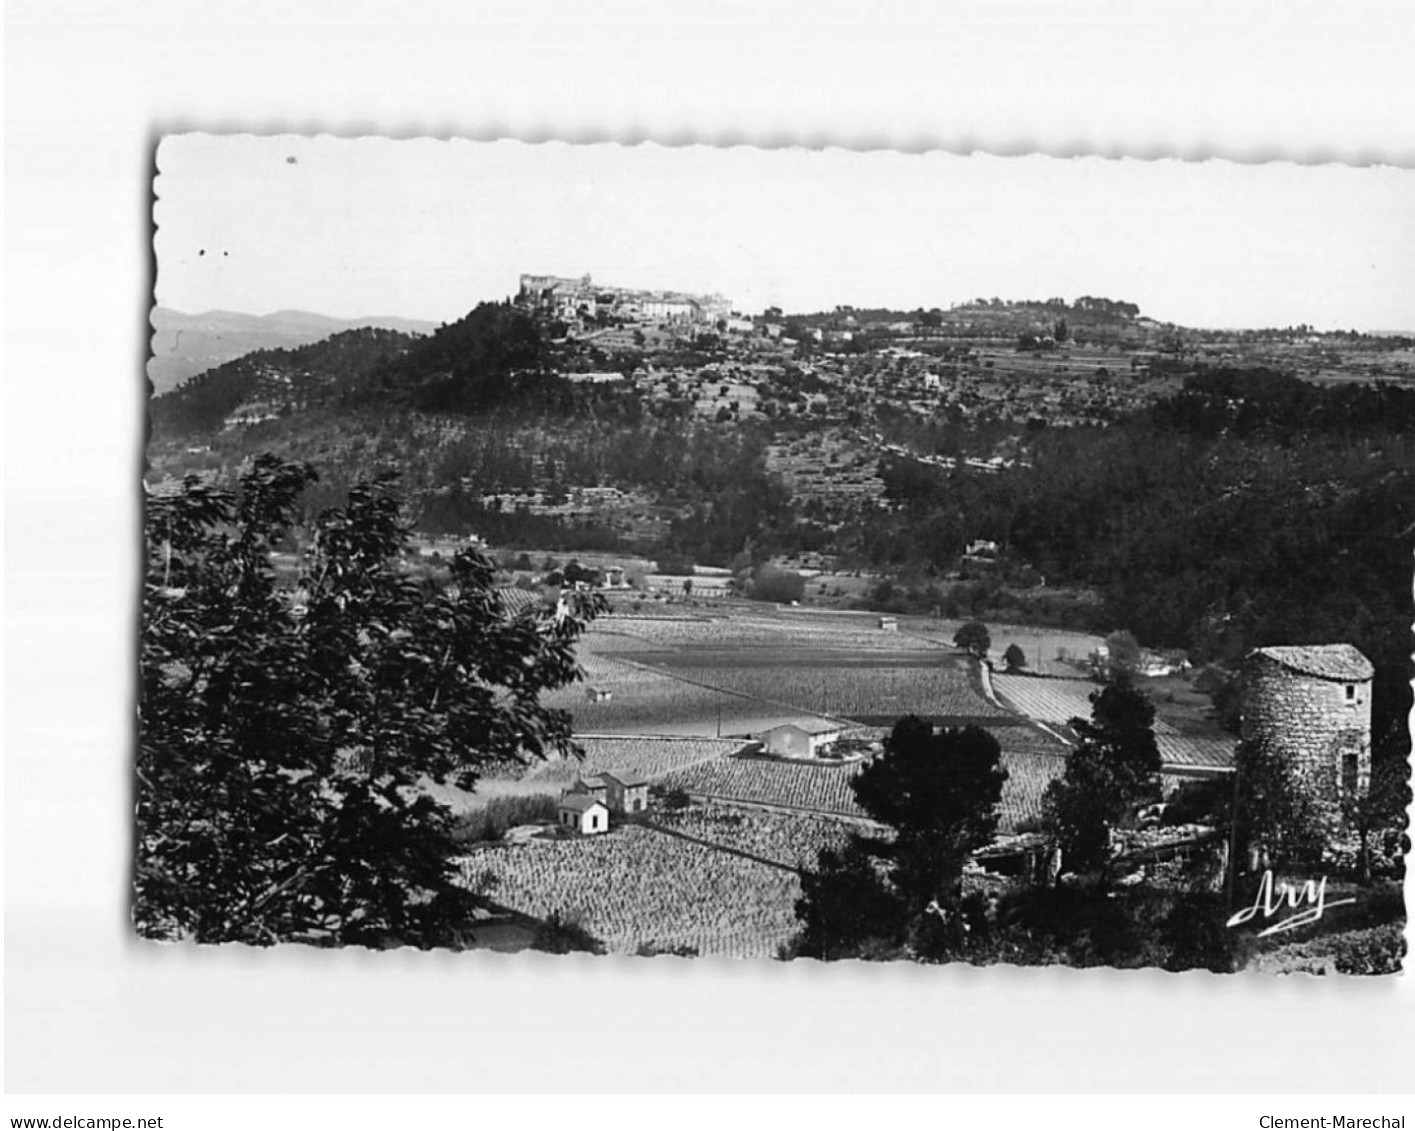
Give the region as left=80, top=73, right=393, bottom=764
left=646, top=658, right=1008, bottom=724
left=993, top=672, right=1235, bottom=771
left=459, top=824, right=803, bottom=957
left=599, top=611, right=946, bottom=653
left=1000, top=751, right=1069, bottom=830
left=524, top=735, right=747, bottom=785
left=662, top=755, right=870, bottom=819
left=542, top=652, right=839, bottom=736
left=1153, top=731, right=1234, bottom=770
left=660, top=744, right=1069, bottom=833
left=991, top=674, right=1100, bottom=727
left=652, top=803, right=858, bottom=870
left=903, top=622, right=1106, bottom=677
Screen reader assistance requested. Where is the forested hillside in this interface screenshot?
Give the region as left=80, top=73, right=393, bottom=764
left=147, top=305, right=1414, bottom=762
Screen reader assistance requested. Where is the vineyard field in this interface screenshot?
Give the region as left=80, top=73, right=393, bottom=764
left=662, top=755, right=870, bottom=819
left=662, top=746, right=1069, bottom=831
left=459, top=825, right=802, bottom=957
left=904, top=621, right=1106, bottom=677
left=992, top=675, right=1101, bottom=724
left=654, top=803, right=860, bottom=870
left=1154, top=731, right=1235, bottom=769
left=525, top=735, right=744, bottom=784
left=542, top=653, right=838, bottom=736
left=999, top=750, right=1069, bottom=831
left=597, top=614, right=945, bottom=653
left=650, top=662, right=1008, bottom=722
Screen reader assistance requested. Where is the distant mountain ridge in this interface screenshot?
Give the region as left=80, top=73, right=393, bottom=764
left=147, top=306, right=439, bottom=394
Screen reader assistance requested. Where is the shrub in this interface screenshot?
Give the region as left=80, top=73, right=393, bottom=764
left=451, top=792, right=559, bottom=844
left=635, top=941, right=700, bottom=957
left=1328, top=924, right=1407, bottom=975
left=532, top=910, right=605, bottom=955
left=751, top=565, right=806, bottom=604
left=657, top=786, right=691, bottom=811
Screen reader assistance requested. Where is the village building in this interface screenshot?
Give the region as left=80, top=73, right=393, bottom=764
left=584, top=687, right=613, bottom=703
left=760, top=722, right=843, bottom=759
left=517, top=272, right=730, bottom=328
left=878, top=615, right=899, bottom=632
left=1241, top=643, right=1374, bottom=818
left=557, top=794, right=610, bottom=836
left=602, top=770, right=650, bottom=815
left=569, top=775, right=610, bottom=804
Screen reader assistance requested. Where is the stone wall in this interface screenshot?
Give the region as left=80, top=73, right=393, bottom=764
left=1241, top=652, right=1372, bottom=822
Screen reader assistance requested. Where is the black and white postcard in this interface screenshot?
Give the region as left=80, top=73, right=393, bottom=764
left=139, top=136, right=1411, bottom=974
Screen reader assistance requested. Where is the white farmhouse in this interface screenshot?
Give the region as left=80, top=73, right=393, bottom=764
left=557, top=794, right=610, bottom=836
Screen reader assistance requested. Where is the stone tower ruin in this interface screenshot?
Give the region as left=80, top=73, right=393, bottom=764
left=1240, top=643, right=1374, bottom=818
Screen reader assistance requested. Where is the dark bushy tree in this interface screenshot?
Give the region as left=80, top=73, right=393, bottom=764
left=1002, top=643, right=1027, bottom=672
left=1344, top=755, right=1411, bottom=883
left=953, top=620, right=991, bottom=658
left=791, top=841, right=905, bottom=961
left=136, top=455, right=603, bottom=947
left=794, top=717, right=1008, bottom=961
left=1042, top=679, right=1163, bottom=875
left=751, top=564, right=806, bottom=604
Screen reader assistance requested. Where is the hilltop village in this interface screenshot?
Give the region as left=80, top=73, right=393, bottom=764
left=140, top=273, right=1412, bottom=970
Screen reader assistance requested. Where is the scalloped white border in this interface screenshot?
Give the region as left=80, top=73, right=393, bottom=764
left=6, top=0, right=1414, bottom=1097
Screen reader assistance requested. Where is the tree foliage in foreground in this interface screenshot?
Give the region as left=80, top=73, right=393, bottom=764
left=793, top=718, right=1007, bottom=961
left=1041, top=678, right=1163, bottom=875
left=136, top=455, right=603, bottom=947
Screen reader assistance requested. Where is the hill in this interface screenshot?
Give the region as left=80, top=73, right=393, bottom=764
left=147, top=326, right=428, bottom=434
left=147, top=307, right=438, bottom=394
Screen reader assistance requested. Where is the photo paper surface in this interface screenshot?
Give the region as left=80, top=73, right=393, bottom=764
left=140, top=135, right=1411, bottom=973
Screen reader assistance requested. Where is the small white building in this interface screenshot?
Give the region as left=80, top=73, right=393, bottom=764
left=557, top=794, right=610, bottom=836
left=878, top=615, right=899, bottom=632
left=761, top=722, right=843, bottom=759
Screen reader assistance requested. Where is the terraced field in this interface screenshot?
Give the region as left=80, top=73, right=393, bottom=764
left=459, top=824, right=802, bottom=957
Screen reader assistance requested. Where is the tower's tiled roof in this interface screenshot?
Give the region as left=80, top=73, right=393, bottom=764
left=1251, top=644, right=1374, bottom=681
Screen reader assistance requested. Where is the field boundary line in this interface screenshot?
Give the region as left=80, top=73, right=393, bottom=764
left=681, top=790, right=887, bottom=829
left=637, top=818, right=806, bottom=875
left=606, top=653, right=856, bottom=730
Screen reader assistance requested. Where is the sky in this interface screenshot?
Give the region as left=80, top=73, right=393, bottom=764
left=154, top=135, right=1415, bottom=332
